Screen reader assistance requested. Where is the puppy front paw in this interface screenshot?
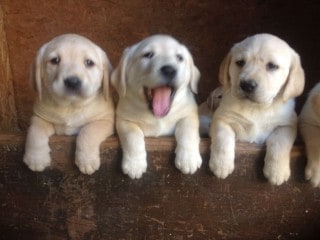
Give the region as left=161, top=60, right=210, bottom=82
left=175, top=147, right=202, bottom=174
left=75, top=151, right=100, bottom=175
left=263, top=160, right=290, bottom=185
left=122, top=153, right=147, bottom=179
left=23, top=151, right=51, bottom=172
left=305, top=160, right=320, bottom=187
left=209, top=154, right=234, bottom=179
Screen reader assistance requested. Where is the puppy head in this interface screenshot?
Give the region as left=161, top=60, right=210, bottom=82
left=111, top=34, right=200, bottom=117
left=219, top=33, right=305, bottom=104
left=206, top=86, right=224, bottom=111
left=31, top=34, right=112, bottom=103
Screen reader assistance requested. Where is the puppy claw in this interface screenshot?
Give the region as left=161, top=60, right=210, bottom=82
left=210, top=165, right=234, bottom=179
left=122, top=155, right=147, bottom=179
left=305, top=162, right=320, bottom=187
left=77, top=163, right=100, bottom=175
left=123, top=167, right=145, bottom=179
left=263, top=164, right=290, bottom=186
left=309, top=177, right=320, bottom=188
left=265, top=173, right=290, bottom=186
left=175, top=148, right=202, bottom=174
left=209, top=156, right=234, bottom=179
left=23, top=153, right=51, bottom=172
left=75, top=152, right=100, bottom=175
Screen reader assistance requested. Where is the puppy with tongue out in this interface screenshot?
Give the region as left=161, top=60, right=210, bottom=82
left=149, top=85, right=172, bottom=117
left=112, top=35, right=202, bottom=179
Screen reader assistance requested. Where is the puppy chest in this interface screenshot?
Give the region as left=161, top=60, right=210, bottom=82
left=34, top=102, right=109, bottom=136
left=140, top=118, right=177, bottom=137
left=234, top=122, right=271, bottom=144
left=52, top=113, right=89, bottom=135
left=54, top=124, right=80, bottom=135
left=218, top=112, right=280, bottom=144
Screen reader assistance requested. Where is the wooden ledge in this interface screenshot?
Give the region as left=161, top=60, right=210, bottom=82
left=1, top=132, right=319, bottom=239
left=0, top=132, right=305, bottom=173
left=0, top=131, right=305, bottom=156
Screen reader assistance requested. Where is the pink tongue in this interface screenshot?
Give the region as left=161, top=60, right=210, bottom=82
left=152, top=86, right=172, bottom=117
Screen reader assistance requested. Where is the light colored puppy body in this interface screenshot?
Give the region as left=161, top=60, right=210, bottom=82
left=33, top=94, right=111, bottom=135
left=214, top=92, right=297, bottom=144
left=112, top=35, right=201, bottom=179
left=299, top=83, right=320, bottom=187
left=24, top=34, right=114, bottom=174
left=210, top=33, right=304, bottom=185
left=117, top=88, right=197, bottom=137
left=198, top=86, right=223, bottom=135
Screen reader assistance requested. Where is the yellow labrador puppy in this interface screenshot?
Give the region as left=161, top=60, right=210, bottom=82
left=299, top=83, right=320, bottom=187
left=23, top=34, right=114, bottom=174
left=199, top=86, right=223, bottom=135
left=210, top=33, right=305, bottom=185
left=111, top=35, right=201, bottom=179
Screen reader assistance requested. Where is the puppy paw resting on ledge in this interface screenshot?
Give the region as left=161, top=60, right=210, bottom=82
left=23, top=34, right=115, bottom=175
left=208, top=33, right=305, bottom=185
left=300, top=83, right=320, bottom=187
left=111, top=35, right=202, bottom=179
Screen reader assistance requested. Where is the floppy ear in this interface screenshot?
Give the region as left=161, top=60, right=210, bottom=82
left=111, top=46, right=136, bottom=97
left=206, top=86, right=223, bottom=111
left=282, top=51, right=305, bottom=101
left=218, top=53, right=232, bottom=90
left=185, top=47, right=200, bottom=94
left=99, top=49, right=113, bottom=100
left=189, top=64, right=200, bottom=94
left=30, top=43, right=47, bottom=100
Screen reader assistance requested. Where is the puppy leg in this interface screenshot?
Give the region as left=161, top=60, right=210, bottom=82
left=209, top=120, right=235, bottom=178
left=117, top=120, right=147, bottom=179
left=75, top=120, right=114, bottom=175
left=23, top=116, right=55, bottom=171
left=175, top=114, right=202, bottom=174
left=301, top=124, right=320, bottom=187
left=263, top=125, right=296, bottom=185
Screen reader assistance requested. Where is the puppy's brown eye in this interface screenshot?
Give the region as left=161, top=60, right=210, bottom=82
left=85, top=59, right=95, bottom=67
left=50, top=57, right=60, bottom=65
left=142, top=52, right=154, bottom=59
left=176, top=54, right=183, bottom=62
left=266, top=62, right=279, bottom=71
left=235, top=59, right=245, bottom=67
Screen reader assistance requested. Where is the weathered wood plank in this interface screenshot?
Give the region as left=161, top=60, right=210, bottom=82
left=0, top=6, right=18, bottom=131
left=0, top=133, right=319, bottom=239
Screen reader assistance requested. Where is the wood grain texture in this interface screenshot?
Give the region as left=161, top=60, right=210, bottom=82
left=0, top=6, right=18, bottom=131
left=0, top=133, right=319, bottom=240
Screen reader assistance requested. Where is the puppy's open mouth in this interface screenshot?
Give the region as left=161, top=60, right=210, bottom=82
left=144, top=85, right=176, bottom=118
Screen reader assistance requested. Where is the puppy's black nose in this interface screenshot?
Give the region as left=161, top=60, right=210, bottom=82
left=240, top=79, right=257, bottom=93
left=160, top=65, right=177, bottom=81
left=64, top=76, right=82, bottom=91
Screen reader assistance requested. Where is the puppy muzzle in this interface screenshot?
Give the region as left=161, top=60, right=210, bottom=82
left=160, top=65, right=177, bottom=82
left=64, top=76, right=82, bottom=92
left=143, top=64, right=178, bottom=118
left=240, top=79, right=258, bottom=94
left=238, top=79, right=267, bottom=103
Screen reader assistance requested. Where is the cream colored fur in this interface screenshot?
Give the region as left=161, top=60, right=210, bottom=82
left=23, top=34, right=114, bottom=174
left=198, top=86, right=223, bottom=135
left=111, top=35, right=201, bottom=179
left=209, top=33, right=305, bottom=185
left=299, top=83, right=320, bottom=187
